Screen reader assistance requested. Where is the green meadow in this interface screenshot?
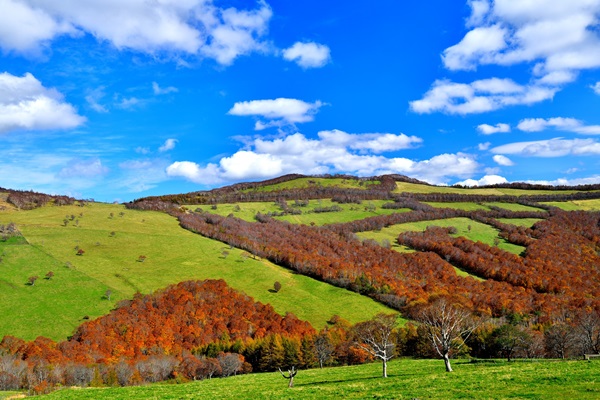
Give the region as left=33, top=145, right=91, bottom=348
left=0, top=202, right=393, bottom=340
left=394, top=181, right=581, bottom=196
left=542, top=199, right=600, bottom=211
left=31, top=359, right=600, bottom=400
left=199, top=199, right=405, bottom=225
left=241, top=177, right=381, bottom=192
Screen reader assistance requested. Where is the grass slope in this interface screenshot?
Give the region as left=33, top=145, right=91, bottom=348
left=0, top=203, right=392, bottom=340
left=200, top=199, right=405, bottom=225
left=31, top=359, right=600, bottom=399
left=394, top=181, right=582, bottom=196
left=241, top=177, right=381, bottom=192
left=543, top=199, right=600, bottom=211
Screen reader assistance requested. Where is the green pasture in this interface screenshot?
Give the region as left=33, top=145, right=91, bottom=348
left=542, top=199, right=600, bottom=211
left=424, top=202, right=489, bottom=211
left=394, top=181, right=580, bottom=196
left=483, top=202, right=546, bottom=212
left=358, top=217, right=529, bottom=280
left=242, top=177, right=380, bottom=192
left=496, top=218, right=543, bottom=228
left=0, top=203, right=393, bottom=340
left=193, top=199, right=406, bottom=226
left=31, top=359, right=600, bottom=399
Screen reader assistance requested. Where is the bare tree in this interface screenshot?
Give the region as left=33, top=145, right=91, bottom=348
left=575, top=309, right=600, bottom=355
left=415, top=298, right=477, bottom=372
left=278, top=366, right=297, bottom=388
left=313, top=332, right=334, bottom=368
left=353, top=313, right=398, bottom=378
left=218, top=353, right=243, bottom=377
left=27, top=276, right=39, bottom=286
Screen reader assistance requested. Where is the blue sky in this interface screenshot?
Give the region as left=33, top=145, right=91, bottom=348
left=2, top=0, right=600, bottom=202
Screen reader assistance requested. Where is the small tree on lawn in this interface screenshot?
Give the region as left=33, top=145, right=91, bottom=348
left=138, top=255, right=147, bottom=263
left=45, top=271, right=54, bottom=280
left=76, top=249, right=85, bottom=256
left=28, top=276, right=39, bottom=286
left=273, top=281, right=282, bottom=293
left=105, top=289, right=112, bottom=301
left=353, top=313, right=398, bottom=378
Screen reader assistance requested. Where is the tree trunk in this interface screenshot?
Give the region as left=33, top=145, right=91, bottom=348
left=443, top=354, right=453, bottom=372
left=382, top=359, right=388, bottom=378
left=288, top=376, right=294, bottom=388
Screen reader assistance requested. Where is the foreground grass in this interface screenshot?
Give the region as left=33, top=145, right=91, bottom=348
left=31, top=359, right=600, bottom=399
left=0, top=203, right=393, bottom=340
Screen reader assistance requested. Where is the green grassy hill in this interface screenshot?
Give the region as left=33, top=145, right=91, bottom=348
left=0, top=201, right=393, bottom=340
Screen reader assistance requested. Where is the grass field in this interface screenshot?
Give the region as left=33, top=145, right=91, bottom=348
left=424, top=202, right=489, bottom=211
left=357, top=217, right=529, bottom=281
left=394, top=181, right=582, bottom=196
left=241, top=177, right=381, bottom=192
left=0, top=202, right=393, bottom=340
left=542, top=199, right=600, bottom=211
left=26, top=358, right=600, bottom=399
left=192, top=199, right=407, bottom=226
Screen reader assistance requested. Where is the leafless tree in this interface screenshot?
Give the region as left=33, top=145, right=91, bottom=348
left=313, top=332, right=334, bottom=368
left=278, top=366, right=297, bottom=388
left=574, top=309, right=600, bottom=355
left=353, top=313, right=398, bottom=378
left=415, top=298, right=477, bottom=372
left=218, top=353, right=243, bottom=377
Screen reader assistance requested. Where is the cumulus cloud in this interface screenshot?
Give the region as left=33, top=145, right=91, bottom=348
left=492, top=138, right=600, bottom=157
left=282, top=41, right=331, bottom=68
left=455, top=174, right=508, bottom=187
left=0, top=0, right=273, bottom=65
left=158, top=138, right=178, bottom=152
left=0, top=72, right=85, bottom=133
left=444, top=0, right=600, bottom=76
left=228, top=98, right=324, bottom=130
left=152, top=82, right=178, bottom=95
left=414, top=0, right=600, bottom=115
left=477, top=122, right=510, bottom=134
left=166, top=131, right=478, bottom=186
left=517, top=117, right=600, bottom=135
left=592, top=82, right=600, bottom=95
left=492, top=154, right=514, bottom=166
left=410, top=78, right=557, bottom=115
left=523, top=176, right=600, bottom=186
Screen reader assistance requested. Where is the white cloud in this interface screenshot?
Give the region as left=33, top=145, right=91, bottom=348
left=477, top=123, right=510, bottom=134
left=85, top=86, right=108, bottom=113
left=492, top=154, right=514, bottom=166
left=57, top=158, right=109, bottom=178
left=282, top=41, right=331, bottom=68
left=517, top=117, right=600, bottom=134
left=410, top=78, right=557, bottom=115
left=443, top=0, right=600, bottom=76
left=152, top=82, right=178, bottom=95
left=228, top=98, right=324, bottom=130
left=492, top=138, right=600, bottom=157
left=523, top=176, right=600, bottom=186
left=591, top=82, right=600, bottom=95
left=158, top=138, right=178, bottom=152
left=478, top=142, right=491, bottom=150
left=317, top=129, right=422, bottom=153
left=0, top=0, right=273, bottom=65
left=166, top=131, right=478, bottom=186
left=455, top=174, right=508, bottom=186
left=0, top=72, right=85, bottom=133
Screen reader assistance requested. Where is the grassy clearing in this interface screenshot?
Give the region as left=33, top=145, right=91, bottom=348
left=543, top=199, right=600, bottom=211
left=483, top=202, right=545, bottom=212
left=358, top=217, right=529, bottom=281
left=31, top=359, right=600, bottom=399
left=394, top=182, right=581, bottom=196
left=0, top=203, right=393, bottom=340
left=497, top=218, right=543, bottom=228
left=194, top=199, right=406, bottom=226
left=242, top=177, right=380, bottom=192
left=424, top=202, right=489, bottom=211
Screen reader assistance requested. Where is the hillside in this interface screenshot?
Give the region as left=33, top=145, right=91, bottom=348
left=2, top=174, right=600, bottom=396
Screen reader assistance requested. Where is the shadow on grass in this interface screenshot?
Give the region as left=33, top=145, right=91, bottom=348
left=295, top=374, right=386, bottom=387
